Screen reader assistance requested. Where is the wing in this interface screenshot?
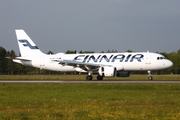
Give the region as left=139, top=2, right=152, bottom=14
left=54, top=60, right=112, bottom=71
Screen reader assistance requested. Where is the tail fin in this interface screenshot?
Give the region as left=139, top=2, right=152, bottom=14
left=15, top=29, right=44, bottom=57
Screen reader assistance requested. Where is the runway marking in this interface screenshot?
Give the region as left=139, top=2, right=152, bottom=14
left=0, top=80, right=180, bottom=84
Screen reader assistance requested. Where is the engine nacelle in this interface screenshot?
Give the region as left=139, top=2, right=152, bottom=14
left=116, top=71, right=130, bottom=77
left=98, top=66, right=116, bottom=77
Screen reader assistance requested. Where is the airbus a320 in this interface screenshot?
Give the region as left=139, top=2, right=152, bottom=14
left=13, top=29, right=173, bottom=80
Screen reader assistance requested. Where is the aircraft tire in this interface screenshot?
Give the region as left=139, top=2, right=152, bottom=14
left=97, top=75, right=103, bottom=80
left=148, top=76, right=153, bottom=80
left=86, top=75, right=93, bottom=80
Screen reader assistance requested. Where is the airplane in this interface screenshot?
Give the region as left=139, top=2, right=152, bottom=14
left=13, top=29, right=173, bottom=80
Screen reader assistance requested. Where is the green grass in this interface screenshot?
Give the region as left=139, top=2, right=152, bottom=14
left=0, top=74, right=180, bottom=80
left=0, top=83, right=180, bottom=119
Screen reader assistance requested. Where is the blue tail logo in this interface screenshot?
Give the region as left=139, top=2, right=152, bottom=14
left=19, top=40, right=39, bottom=49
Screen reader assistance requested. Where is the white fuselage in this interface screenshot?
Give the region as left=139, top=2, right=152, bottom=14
left=13, top=29, right=174, bottom=80
left=14, top=52, right=173, bottom=72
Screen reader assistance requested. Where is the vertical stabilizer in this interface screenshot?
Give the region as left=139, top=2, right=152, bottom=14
left=15, top=29, right=44, bottom=57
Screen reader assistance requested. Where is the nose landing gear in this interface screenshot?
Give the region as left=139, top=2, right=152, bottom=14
left=147, top=71, right=153, bottom=80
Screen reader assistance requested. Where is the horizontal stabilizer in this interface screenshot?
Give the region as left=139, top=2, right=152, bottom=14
left=13, top=57, right=32, bottom=61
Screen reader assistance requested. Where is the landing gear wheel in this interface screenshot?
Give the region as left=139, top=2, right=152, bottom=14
left=97, top=75, right=103, bottom=80
left=86, top=75, right=93, bottom=80
left=147, top=71, right=153, bottom=80
left=148, top=76, right=153, bottom=80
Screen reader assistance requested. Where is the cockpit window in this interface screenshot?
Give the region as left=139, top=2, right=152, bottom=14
left=157, top=57, right=166, bottom=60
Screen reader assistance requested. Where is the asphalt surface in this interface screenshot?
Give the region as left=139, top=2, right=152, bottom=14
left=0, top=80, right=180, bottom=84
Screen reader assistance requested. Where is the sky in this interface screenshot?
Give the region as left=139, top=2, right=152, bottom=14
left=1, top=0, right=180, bottom=54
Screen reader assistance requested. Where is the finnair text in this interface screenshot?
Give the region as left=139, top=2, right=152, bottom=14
left=73, top=54, right=144, bottom=63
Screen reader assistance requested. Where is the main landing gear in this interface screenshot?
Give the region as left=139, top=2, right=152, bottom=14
left=86, top=75, right=93, bottom=80
left=86, top=71, right=104, bottom=80
left=97, top=75, right=103, bottom=80
left=147, top=71, right=153, bottom=80
left=86, top=71, right=104, bottom=81
left=86, top=75, right=104, bottom=80
left=86, top=71, right=93, bottom=80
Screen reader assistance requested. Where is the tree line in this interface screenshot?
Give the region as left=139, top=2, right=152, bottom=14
left=0, top=46, right=180, bottom=75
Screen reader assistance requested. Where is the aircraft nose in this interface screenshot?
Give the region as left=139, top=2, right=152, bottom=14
left=167, top=60, right=173, bottom=68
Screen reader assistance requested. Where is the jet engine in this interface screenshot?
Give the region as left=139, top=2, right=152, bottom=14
left=98, top=66, right=116, bottom=77
left=116, top=71, right=130, bottom=77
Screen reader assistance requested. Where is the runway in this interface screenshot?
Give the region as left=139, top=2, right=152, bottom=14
left=0, top=80, right=180, bottom=84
